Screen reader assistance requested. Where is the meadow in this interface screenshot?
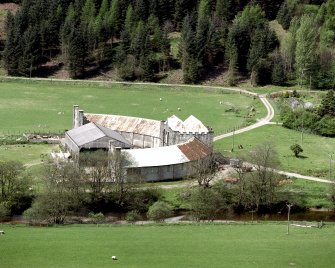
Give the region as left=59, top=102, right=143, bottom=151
left=0, top=79, right=265, bottom=135
left=214, top=124, right=335, bottom=178
left=0, top=144, right=57, bottom=166
left=0, top=223, right=334, bottom=268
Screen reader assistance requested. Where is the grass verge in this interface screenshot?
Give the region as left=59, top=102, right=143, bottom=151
left=214, top=124, right=335, bottom=178
left=0, top=223, right=334, bottom=268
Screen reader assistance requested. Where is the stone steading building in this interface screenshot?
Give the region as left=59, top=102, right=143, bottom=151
left=64, top=105, right=214, bottom=181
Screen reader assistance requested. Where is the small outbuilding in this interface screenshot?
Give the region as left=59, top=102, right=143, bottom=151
left=64, top=122, right=132, bottom=155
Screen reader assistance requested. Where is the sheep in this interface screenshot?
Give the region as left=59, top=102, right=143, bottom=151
left=111, top=256, right=117, bottom=260
left=159, top=98, right=163, bottom=101
left=178, top=107, right=181, bottom=111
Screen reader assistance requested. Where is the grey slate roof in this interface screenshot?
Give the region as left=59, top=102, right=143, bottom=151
left=66, top=123, right=131, bottom=147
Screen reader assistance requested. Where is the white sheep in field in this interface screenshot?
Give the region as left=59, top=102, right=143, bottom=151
left=159, top=98, right=163, bottom=101
left=111, top=256, right=117, bottom=260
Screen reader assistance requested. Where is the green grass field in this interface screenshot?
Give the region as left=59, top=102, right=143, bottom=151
left=279, top=178, right=332, bottom=208
left=0, top=144, right=57, bottom=166
left=0, top=80, right=265, bottom=135
left=0, top=223, right=334, bottom=268
left=214, top=124, right=335, bottom=178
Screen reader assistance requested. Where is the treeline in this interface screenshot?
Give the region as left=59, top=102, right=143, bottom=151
left=280, top=90, right=335, bottom=136
left=2, top=0, right=335, bottom=88
left=1, top=144, right=320, bottom=224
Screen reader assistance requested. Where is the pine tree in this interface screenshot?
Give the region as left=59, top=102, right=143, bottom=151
left=108, top=0, right=122, bottom=38
left=94, top=0, right=110, bottom=41
left=247, top=25, right=278, bottom=73
left=227, top=42, right=238, bottom=86
left=174, top=0, right=194, bottom=30
left=3, top=12, right=19, bottom=75
left=81, top=0, right=96, bottom=25
left=134, top=0, right=147, bottom=22
left=130, top=21, right=148, bottom=60
left=271, top=49, right=286, bottom=86
left=318, top=90, right=335, bottom=117
left=40, top=1, right=63, bottom=58
left=215, top=0, right=235, bottom=21
left=124, top=4, right=135, bottom=34
left=196, top=0, right=210, bottom=53
left=18, top=25, right=41, bottom=77
left=276, top=0, right=294, bottom=30
left=180, top=13, right=199, bottom=83
left=67, top=24, right=89, bottom=78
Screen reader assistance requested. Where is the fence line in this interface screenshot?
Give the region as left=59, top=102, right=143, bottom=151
left=215, top=121, right=250, bottom=137
left=0, top=129, right=65, bottom=136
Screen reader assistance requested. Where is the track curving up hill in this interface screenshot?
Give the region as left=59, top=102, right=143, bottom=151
left=1, top=76, right=333, bottom=183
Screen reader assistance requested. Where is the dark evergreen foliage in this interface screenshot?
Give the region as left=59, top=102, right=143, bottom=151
left=1, top=0, right=334, bottom=87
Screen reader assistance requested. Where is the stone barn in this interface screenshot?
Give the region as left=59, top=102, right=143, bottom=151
left=64, top=105, right=215, bottom=181
left=64, top=122, right=132, bottom=156
left=72, top=105, right=214, bottom=148
left=125, top=137, right=212, bottom=181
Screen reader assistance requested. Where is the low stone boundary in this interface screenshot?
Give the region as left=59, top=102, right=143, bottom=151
left=291, top=221, right=324, bottom=228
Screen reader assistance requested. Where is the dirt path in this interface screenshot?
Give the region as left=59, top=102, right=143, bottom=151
left=3, top=76, right=332, bottom=184
left=275, top=170, right=334, bottom=184
left=214, top=95, right=274, bottom=141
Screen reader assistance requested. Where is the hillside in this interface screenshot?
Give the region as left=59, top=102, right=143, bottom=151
left=0, top=0, right=334, bottom=89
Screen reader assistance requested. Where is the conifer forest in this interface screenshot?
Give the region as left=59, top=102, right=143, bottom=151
left=1, top=0, right=335, bottom=89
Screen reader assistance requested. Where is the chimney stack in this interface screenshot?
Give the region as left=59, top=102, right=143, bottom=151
left=78, top=110, right=84, bottom=127
left=73, top=105, right=79, bottom=128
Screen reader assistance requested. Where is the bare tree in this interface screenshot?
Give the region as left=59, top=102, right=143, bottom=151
left=234, top=143, right=280, bottom=210
left=25, top=161, right=85, bottom=224
left=80, top=151, right=111, bottom=205
left=109, top=149, right=142, bottom=206
left=188, top=154, right=217, bottom=187
left=234, top=166, right=254, bottom=210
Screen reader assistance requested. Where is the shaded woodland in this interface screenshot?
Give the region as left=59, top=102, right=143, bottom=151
left=1, top=0, right=335, bottom=88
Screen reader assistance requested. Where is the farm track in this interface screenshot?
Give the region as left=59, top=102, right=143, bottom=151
left=2, top=76, right=333, bottom=184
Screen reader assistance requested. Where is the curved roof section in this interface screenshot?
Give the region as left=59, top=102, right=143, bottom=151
left=125, top=137, right=211, bottom=168
left=85, top=113, right=162, bottom=137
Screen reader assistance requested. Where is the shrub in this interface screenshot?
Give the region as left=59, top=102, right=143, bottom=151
left=147, top=201, right=173, bottom=222
left=88, top=212, right=106, bottom=224
left=125, top=188, right=162, bottom=213
left=189, top=187, right=227, bottom=221
left=290, top=144, right=303, bottom=157
left=0, top=202, right=10, bottom=221
left=315, top=116, right=335, bottom=137
left=126, top=210, right=141, bottom=223
left=23, top=207, right=42, bottom=224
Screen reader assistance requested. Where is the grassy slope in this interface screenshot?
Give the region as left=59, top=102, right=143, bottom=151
left=0, top=80, right=265, bottom=135
left=0, top=224, right=334, bottom=268
left=214, top=124, right=335, bottom=178
left=279, top=178, right=332, bottom=208
left=0, top=144, right=57, bottom=165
